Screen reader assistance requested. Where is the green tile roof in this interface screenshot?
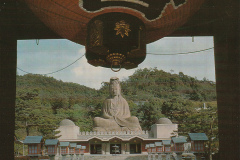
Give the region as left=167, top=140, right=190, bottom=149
left=162, top=140, right=171, bottom=145
left=45, top=139, right=59, bottom=146
left=70, top=143, right=77, bottom=148
left=59, top=142, right=70, bottom=147
left=23, top=136, right=43, bottom=144
left=189, top=133, right=208, bottom=141
left=150, top=143, right=155, bottom=147
left=155, top=142, right=163, bottom=146
left=172, top=136, right=187, bottom=143
left=76, top=145, right=82, bottom=149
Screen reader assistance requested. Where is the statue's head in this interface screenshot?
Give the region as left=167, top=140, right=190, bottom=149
left=109, top=77, right=121, bottom=96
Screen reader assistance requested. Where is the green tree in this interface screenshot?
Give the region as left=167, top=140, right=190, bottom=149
left=162, top=98, right=196, bottom=125
left=136, top=98, right=165, bottom=130
left=15, top=88, right=41, bottom=136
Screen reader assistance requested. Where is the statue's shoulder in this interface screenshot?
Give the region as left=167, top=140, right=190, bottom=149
left=118, top=96, right=128, bottom=105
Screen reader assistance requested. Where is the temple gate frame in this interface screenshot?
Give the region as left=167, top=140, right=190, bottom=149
left=0, top=1, right=239, bottom=159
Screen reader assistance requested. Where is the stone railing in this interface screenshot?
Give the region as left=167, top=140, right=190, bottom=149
left=79, top=130, right=149, bottom=136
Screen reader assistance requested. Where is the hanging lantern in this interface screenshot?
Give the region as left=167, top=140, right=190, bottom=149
left=24, top=0, right=205, bottom=71
left=86, top=13, right=146, bottom=71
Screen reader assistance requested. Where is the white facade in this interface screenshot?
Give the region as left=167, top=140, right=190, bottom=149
left=151, top=124, right=178, bottom=139
left=56, top=119, right=80, bottom=140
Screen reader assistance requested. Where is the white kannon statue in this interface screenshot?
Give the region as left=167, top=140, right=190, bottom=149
left=93, top=77, right=142, bottom=132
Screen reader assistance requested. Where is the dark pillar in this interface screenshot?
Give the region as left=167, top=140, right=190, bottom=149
left=0, top=1, right=17, bottom=159
left=0, top=36, right=17, bottom=159
left=214, top=2, right=239, bottom=159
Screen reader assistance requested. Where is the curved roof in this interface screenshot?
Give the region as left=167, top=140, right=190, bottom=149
left=189, top=133, right=208, bottom=141
left=172, top=136, right=187, bottom=143
left=155, top=142, right=163, bottom=146
left=45, top=139, right=59, bottom=146
left=162, top=140, right=171, bottom=145
left=59, top=119, right=76, bottom=126
left=70, top=143, right=77, bottom=148
left=156, top=118, right=172, bottom=124
left=60, top=142, right=70, bottom=147
left=23, top=136, right=43, bottom=144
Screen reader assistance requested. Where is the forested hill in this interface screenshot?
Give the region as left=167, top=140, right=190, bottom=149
left=15, top=68, right=217, bottom=142
left=100, top=68, right=216, bottom=102
left=17, top=74, right=98, bottom=99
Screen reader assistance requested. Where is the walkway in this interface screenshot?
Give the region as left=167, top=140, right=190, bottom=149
left=84, top=154, right=148, bottom=160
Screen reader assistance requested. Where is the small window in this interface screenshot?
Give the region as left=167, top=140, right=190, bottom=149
left=175, top=144, right=184, bottom=151
left=194, top=141, right=204, bottom=151
left=48, top=146, right=55, bottom=154
left=61, top=147, right=67, bottom=154
left=165, top=146, right=171, bottom=152
left=69, top=148, right=75, bottom=154
left=29, top=145, right=38, bottom=154
left=157, top=147, right=163, bottom=152
left=75, top=148, right=80, bottom=154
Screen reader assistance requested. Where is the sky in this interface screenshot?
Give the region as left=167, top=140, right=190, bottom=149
left=17, top=36, right=215, bottom=89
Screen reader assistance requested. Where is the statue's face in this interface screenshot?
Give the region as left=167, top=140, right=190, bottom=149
left=110, top=80, right=120, bottom=96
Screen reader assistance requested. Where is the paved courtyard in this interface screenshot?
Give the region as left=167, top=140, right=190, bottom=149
left=84, top=154, right=148, bottom=160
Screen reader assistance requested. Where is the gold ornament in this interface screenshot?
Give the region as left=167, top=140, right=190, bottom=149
left=114, top=20, right=131, bottom=38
